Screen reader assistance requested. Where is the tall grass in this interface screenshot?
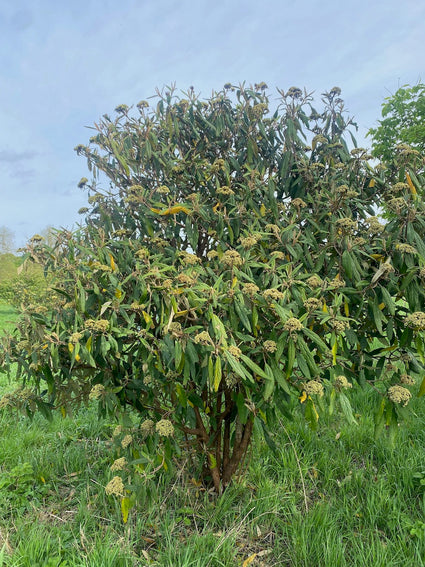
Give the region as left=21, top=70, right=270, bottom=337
left=1, top=303, right=425, bottom=565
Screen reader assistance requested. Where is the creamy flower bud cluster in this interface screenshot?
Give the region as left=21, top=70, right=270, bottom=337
left=84, top=319, right=109, bottom=333
left=194, top=331, right=213, bottom=345
left=110, top=457, right=127, bottom=472
left=222, top=250, right=243, bottom=267
left=263, top=288, right=285, bottom=302
left=395, top=243, right=417, bottom=254
left=405, top=312, right=425, bottom=330
left=263, top=340, right=277, bottom=353
left=335, top=375, right=352, bottom=389
left=303, top=298, right=322, bottom=311
left=89, top=384, right=106, bottom=400
left=306, top=275, right=323, bottom=289
left=304, top=380, right=324, bottom=397
left=227, top=345, right=242, bottom=359
left=155, top=419, right=174, bottom=437
left=284, top=317, right=303, bottom=332
left=69, top=332, right=83, bottom=344
left=239, top=233, right=261, bottom=249
left=388, top=385, right=412, bottom=406
left=105, top=476, right=124, bottom=496
left=242, top=283, right=259, bottom=297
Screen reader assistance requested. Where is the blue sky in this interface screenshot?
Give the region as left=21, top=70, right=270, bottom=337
left=0, top=0, right=424, bottom=249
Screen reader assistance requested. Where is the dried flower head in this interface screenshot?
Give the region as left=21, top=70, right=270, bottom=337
left=388, top=385, right=412, bottom=406
left=304, top=380, right=324, bottom=397
left=105, top=476, right=124, bottom=496
left=155, top=419, right=174, bottom=437
left=284, top=317, right=303, bottom=332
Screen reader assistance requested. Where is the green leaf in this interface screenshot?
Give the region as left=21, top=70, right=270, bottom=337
left=214, top=356, right=222, bottom=392
left=338, top=392, right=357, bottom=425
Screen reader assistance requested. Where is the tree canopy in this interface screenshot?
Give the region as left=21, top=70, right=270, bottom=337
left=2, top=84, right=425, bottom=493
left=368, top=83, right=425, bottom=163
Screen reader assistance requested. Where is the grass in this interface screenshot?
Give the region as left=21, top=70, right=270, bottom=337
left=1, top=303, right=425, bottom=565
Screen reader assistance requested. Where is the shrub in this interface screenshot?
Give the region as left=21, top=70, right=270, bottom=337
left=2, top=84, right=425, bottom=493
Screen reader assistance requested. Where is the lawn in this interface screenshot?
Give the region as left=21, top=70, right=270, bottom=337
left=1, top=303, right=425, bottom=566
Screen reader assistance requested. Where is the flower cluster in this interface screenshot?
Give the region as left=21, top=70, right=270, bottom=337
left=306, top=275, right=323, bottom=289
left=193, top=331, right=213, bottom=345
left=121, top=434, right=133, bottom=448
left=156, top=185, right=170, bottom=194
left=336, top=218, right=357, bottom=232
left=69, top=332, right=83, bottom=344
left=405, top=312, right=425, bottom=330
left=304, top=380, right=324, bottom=397
left=242, top=283, right=259, bottom=297
left=270, top=251, right=285, bottom=260
left=217, top=186, right=234, bottom=196
left=330, top=320, right=350, bottom=333
left=303, top=298, right=322, bottom=311
left=222, top=250, right=243, bottom=267
left=263, top=340, right=277, bottom=353
left=388, top=385, right=412, bottom=406
left=291, top=198, right=307, bottom=209
left=105, top=476, right=124, bottom=496
left=84, top=319, right=109, bottom=333
left=140, top=419, right=155, bottom=437
left=89, top=384, right=106, bottom=400
left=263, top=288, right=285, bottom=302
left=155, top=419, right=174, bottom=437
left=227, top=345, right=242, bottom=359
left=239, top=233, right=261, bottom=248
left=110, top=457, right=127, bottom=472
left=284, top=317, right=303, bottom=332
left=400, top=374, right=415, bottom=385
left=365, top=217, right=384, bottom=234
left=396, top=243, right=417, bottom=254
left=335, top=375, right=352, bottom=390
left=329, top=277, right=346, bottom=289
left=180, top=252, right=201, bottom=266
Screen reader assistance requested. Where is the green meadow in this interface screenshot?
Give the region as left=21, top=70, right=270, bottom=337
left=1, top=302, right=425, bottom=566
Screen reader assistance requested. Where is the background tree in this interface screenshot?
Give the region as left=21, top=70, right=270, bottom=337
left=2, top=84, right=425, bottom=494
left=0, top=226, right=15, bottom=254
left=368, top=83, right=425, bottom=162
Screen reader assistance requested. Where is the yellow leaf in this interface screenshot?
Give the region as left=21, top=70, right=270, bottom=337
left=368, top=178, right=376, bottom=187
left=40, top=476, right=45, bottom=484
left=344, top=301, right=349, bottom=317
left=152, top=204, right=190, bottom=216
left=115, top=288, right=122, bottom=299
left=214, top=357, right=222, bottom=392
left=109, top=253, right=116, bottom=271
left=371, top=254, right=385, bottom=261
left=378, top=302, right=385, bottom=310
left=175, top=310, right=188, bottom=317
left=243, top=553, right=258, bottom=567
left=60, top=407, right=66, bottom=418
left=231, top=276, right=238, bottom=289
left=75, top=354, right=80, bottom=362
left=406, top=172, right=417, bottom=196
left=300, top=391, right=307, bottom=403
left=322, top=302, right=328, bottom=313
left=121, top=497, right=132, bottom=524
left=332, top=341, right=337, bottom=365
left=142, top=311, right=153, bottom=327
left=260, top=203, right=266, bottom=216
left=213, top=202, right=221, bottom=213
left=68, top=343, right=74, bottom=354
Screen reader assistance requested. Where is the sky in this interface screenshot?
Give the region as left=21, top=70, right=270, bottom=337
left=0, top=0, right=424, bottom=250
